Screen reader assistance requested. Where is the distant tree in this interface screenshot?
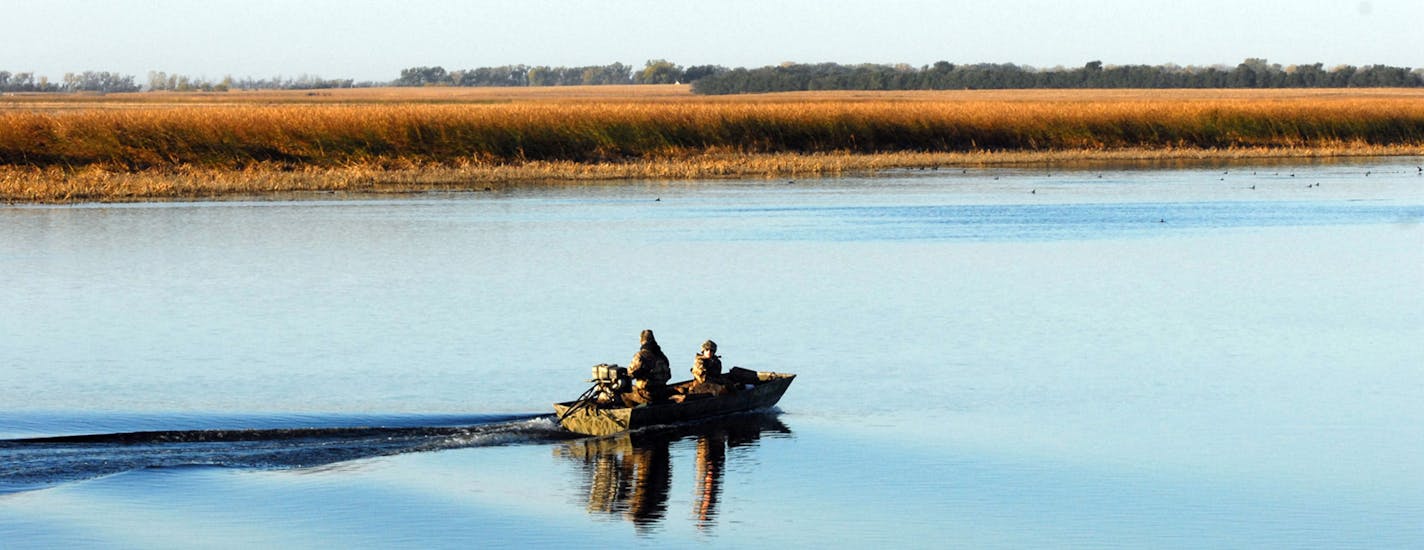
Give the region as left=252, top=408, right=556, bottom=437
left=682, top=64, right=727, bottom=82
left=57, top=71, right=139, bottom=93
left=397, top=66, right=449, bottom=86
left=635, top=59, right=682, bottom=84
left=12, top=72, right=35, bottom=91
left=1330, top=65, right=1356, bottom=87
left=1081, top=60, right=1103, bottom=86
left=584, top=63, right=632, bottom=85
left=526, top=66, right=552, bottom=86
left=147, top=71, right=169, bottom=91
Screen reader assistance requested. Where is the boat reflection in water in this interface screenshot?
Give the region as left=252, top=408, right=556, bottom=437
left=556, top=412, right=792, bottom=532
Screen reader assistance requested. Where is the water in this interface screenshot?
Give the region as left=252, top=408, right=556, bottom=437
left=2, top=158, right=1422, bottom=548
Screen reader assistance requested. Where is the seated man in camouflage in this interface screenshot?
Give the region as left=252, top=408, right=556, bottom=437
left=624, top=329, right=671, bottom=405
left=686, top=340, right=730, bottom=396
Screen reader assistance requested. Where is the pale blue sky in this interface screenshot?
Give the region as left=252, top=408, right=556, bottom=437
left=3, top=0, right=1420, bottom=82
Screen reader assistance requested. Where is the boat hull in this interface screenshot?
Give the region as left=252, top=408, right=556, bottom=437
left=553, top=372, right=796, bottom=436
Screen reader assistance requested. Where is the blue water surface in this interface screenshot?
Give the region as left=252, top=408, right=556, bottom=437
left=2, top=158, right=1422, bottom=548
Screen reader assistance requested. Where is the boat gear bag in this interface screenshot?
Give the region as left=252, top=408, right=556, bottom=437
left=726, top=366, right=760, bottom=384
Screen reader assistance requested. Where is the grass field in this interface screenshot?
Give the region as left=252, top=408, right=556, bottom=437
left=4, top=86, right=1423, bottom=202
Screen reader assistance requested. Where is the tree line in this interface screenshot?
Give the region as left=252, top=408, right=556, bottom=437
left=394, top=60, right=727, bottom=87
left=143, top=72, right=359, bottom=92
left=0, top=71, right=140, bottom=93
left=689, top=59, right=1424, bottom=94
left=0, top=70, right=366, bottom=93
left=4, top=58, right=1422, bottom=94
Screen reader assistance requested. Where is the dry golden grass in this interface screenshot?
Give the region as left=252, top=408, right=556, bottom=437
left=6, top=144, right=1419, bottom=203
left=3, top=87, right=1423, bottom=202
left=0, top=85, right=697, bottom=110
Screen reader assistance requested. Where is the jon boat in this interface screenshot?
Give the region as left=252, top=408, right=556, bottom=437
left=553, top=370, right=796, bottom=437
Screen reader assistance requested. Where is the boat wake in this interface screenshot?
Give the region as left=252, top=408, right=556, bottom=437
left=0, top=414, right=572, bottom=494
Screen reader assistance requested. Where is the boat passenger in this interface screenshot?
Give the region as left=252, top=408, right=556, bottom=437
left=687, top=340, right=730, bottom=396
left=625, top=329, right=671, bottom=405
left=691, top=340, right=723, bottom=382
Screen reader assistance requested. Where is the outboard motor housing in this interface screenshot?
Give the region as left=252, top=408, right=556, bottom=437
left=590, top=363, right=630, bottom=403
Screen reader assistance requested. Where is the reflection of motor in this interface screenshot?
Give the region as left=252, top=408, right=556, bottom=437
left=591, top=363, right=630, bottom=405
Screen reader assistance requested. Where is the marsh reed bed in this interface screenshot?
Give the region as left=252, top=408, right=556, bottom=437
left=4, top=89, right=1424, bottom=202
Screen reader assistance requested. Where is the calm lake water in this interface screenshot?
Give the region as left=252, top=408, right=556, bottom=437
left=3, top=158, right=1422, bottom=548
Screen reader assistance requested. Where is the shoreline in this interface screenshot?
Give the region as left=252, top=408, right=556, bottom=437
left=4, top=145, right=1421, bottom=204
